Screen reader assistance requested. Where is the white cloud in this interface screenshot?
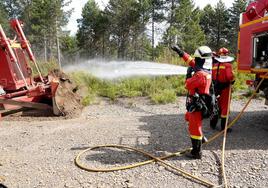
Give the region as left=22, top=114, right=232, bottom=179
left=65, top=0, right=235, bottom=35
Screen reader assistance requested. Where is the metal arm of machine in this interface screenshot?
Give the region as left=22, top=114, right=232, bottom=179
left=10, top=19, right=35, bottom=62
left=10, top=19, right=44, bottom=83
left=0, top=24, right=29, bottom=89
left=0, top=25, right=18, bottom=63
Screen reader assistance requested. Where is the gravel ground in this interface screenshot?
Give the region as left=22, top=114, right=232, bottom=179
left=0, top=97, right=268, bottom=188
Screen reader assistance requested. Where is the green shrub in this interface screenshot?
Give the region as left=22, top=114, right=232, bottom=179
left=119, top=78, right=151, bottom=97
left=150, top=89, right=177, bottom=104
left=81, top=93, right=96, bottom=106
left=232, top=62, right=255, bottom=92
left=98, top=82, right=120, bottom=101
left=168, top=76, right=187, bottom=96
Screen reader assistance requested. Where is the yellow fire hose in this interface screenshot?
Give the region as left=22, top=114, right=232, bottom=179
left=221, top=86, right=232, bottom=188
left=75, top=75, right=267, bottom=188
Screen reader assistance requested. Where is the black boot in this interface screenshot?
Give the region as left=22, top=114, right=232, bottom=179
left=210, top=114, right=219, bottom=130
left=186, top=139, right=202, bottom=159
left=221, top=117, right=232, bottom=133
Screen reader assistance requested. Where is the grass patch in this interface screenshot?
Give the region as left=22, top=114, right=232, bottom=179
left=69, top=72, right=186, bottom=105
left=81, top=92, right=97, bottom=106
left=150, top=89, right=177, bottom=104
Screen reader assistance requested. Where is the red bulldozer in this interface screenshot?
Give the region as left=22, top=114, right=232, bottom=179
left=0, top=19, right=82, bottom=119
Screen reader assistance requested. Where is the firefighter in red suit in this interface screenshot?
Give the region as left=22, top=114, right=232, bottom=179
left=211, top=48, right=235, bottom=132
left=171, top=45, right=212, bottom=159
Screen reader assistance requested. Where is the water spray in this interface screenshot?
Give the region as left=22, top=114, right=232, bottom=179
left=64, top=60, right=187, bottom=80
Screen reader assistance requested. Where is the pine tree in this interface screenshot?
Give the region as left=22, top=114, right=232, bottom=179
left=77, top=0, right=152, bottom=60
left=105, top=0, right=143, bottom=59
left=135, top=0, right=151, bottom=60
left=214, top=0, right=230, bottom=50
left=200, top=5, right=214, bottom=47
left=0, top=2, right=9, bottom=31
left=60, top=35, right=78, bottom=61
left=77, top=0, right=109, bottom=58
left=1, top=0, right=31, bottom=34
left=163, top=0, right=180, bottom=46
left=2, top=0, right=23, bottom=19
left=149, top=0, right=165, bottom=60
left=164, top=0, right=206, bottom=53
left=200, top=0, right=230, bottom=51
left=166, top=0, right=180, bottom=27
left=25, top=0, right=72, bottom=59
left=228, top=0, right=247, bottom=54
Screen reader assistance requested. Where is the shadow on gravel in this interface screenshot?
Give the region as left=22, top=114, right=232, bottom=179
left=82, top=109, right=268, bottom=166
left=138, top=110, right=268, bottom=152
left=83, top=148, right=152, bottom=165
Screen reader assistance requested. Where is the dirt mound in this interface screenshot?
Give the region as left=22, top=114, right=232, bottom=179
left=48, top=69, right=84, bottom=118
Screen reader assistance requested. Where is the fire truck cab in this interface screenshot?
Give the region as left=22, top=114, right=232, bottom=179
left=238, top=0, right=268, bottom=103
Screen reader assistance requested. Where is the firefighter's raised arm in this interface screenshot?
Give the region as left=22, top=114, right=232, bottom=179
left=171, top=45, right=195, bottom=67
left=171, top=45, right=184, bottom=57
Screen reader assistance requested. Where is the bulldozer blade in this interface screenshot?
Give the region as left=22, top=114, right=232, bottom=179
left=50, top=79, right=62, bottom=116
left=48, top=70, right=83, bottom=117
left=52, top=96, right=62, bottom=116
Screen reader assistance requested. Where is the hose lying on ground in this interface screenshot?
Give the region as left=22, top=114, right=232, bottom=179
left=75, top=75, right=267, bottom=187
left=221, top=86, right=232, bottom=188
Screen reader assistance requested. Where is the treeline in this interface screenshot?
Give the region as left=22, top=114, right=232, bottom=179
left=0, top=0, right=72, bottom=62
left=0, top=0, right=246, bottom=63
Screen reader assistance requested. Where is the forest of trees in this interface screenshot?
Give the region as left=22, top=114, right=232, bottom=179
left=0, top=0, right=247, bottom=63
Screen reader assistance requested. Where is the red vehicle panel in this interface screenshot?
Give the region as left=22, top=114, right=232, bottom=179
left=238, top=0, right=268, bottom=102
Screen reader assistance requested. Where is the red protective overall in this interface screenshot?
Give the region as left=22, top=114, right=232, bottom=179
left=182, top=53, right=212, bottom=140
left=212, top=62, right=235, bottom=118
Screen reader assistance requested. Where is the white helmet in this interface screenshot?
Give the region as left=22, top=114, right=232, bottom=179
left=194, top=46, right=212, bottom=71
left=194, top=46, right=212, bottom=59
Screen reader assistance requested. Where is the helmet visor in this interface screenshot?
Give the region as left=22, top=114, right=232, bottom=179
left=200, top=52, right=212, bottom=59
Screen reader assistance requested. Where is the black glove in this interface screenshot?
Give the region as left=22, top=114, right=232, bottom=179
left=171, top=45, right=184, bottom=57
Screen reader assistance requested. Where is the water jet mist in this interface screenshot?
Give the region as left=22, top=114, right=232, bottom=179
left=64, top=59, right=187, bottom=80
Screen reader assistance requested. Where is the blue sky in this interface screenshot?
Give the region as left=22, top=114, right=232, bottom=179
left=65, top=0, right=235, bottom=35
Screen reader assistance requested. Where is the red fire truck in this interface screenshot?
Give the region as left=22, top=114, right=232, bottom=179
left=238, top=0, right=268, bottom=104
